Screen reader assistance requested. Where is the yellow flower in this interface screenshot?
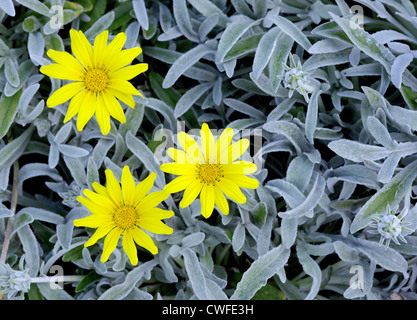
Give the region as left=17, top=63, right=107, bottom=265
left=161, top=123, right=259, bottom=218
left=40, top=29, right=148, bottom=135
left=74, top=166, right=173, bottom=265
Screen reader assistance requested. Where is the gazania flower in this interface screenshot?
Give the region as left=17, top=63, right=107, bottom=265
left=161, top=123, right=259, bottom=218
left=40, top=29, right=148, bottom=135
left=74, top=166, right=173, bottom=265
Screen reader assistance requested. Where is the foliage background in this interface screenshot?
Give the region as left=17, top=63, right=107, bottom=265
left=1, top=0, right=417, bottom=300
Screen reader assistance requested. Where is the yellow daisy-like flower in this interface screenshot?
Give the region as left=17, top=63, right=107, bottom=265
left=74, top=166, right=173, bottom=265
left=40, top=29, right=148, bottom=135
left=161, top=123, right=259, bottom=218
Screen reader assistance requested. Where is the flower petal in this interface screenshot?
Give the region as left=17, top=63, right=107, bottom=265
left=108, top=79, right=140, bottom=96
left=122, top=229, right=138, bottom=265
left=110, top=63, right=148, bottom=81
left=107, top=87, right=135, bottom=108
left=70, top=29, right=94, bottom=69
left=64, top=89, right=88, bottom=123
left=134, top=172, right=156, bottom=206
left=220, top=138, right=249, bottom=164
left=83, top=189, right=117, bottom=212
left=96, top=93, right=111, bottom=135
left=131, top=226, right=158, bottom=254
left=164, top=175, right=196, bottom=193
left=139, top=218, right=173, bottom=235
left=105, top=169, right=123, bottom=205
left=217, top=179, right=246, bottom=204
left=223, top=174, right=259, bottom=189
left=121, top=165, right=136, bottom=205
left=200, top=184, right=215, bottom=218
left=83, top=222, right=115, bottom=247
left=77, top=195, right=112, bottom=215
left=221, top=161, right=257, bottom=175
left=107, top=47, right=143, bottom=72
left=102, top=90, right=127, bottom=123
left=180, top=179, right=203, bottom=208
left=214, top=186, right=229, bottom=215
left=160, top=163, right=196, bottom=175
left=39, top=63, right=82, bottom=81
left=137, top=190, right=170, bottom=211
left=102, top=32, right=126, bottom=69
left=101, top=228, right=122, bottom=262
left=73, top=213, right=109, bottom=228
left=93, top=30, right=108, bottom=68
left=46, top=82, right=85, bottom=108
left=201, top=123, right=216, bottom=164
left=76, top=91, right=97, bottom=131
left=46, top=49, right=84, bottom=73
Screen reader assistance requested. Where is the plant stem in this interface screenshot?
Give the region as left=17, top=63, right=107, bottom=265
left=0, top=162, right=20, bottom=265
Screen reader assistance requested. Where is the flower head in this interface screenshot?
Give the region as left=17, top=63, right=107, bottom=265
left=161, top=123, right=259, bottom=219
left=74, top=166, right=173, bottom=265
left=283, top=54, right=315, bottom=102
left=368, top=206, right=413, bottom=249
left=0, top=256, right=31, bottom=300
left=40, top=29, right=148, bottom=135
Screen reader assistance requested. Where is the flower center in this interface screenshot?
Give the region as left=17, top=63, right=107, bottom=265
left=112, top=205, right=138, bottom=230
left=84, top=68, right=109, bottom=93
left=196, top=164, right=223, bottom=185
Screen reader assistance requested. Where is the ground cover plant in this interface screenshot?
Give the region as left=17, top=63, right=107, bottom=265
left=1, top=0, right=417, bottom=301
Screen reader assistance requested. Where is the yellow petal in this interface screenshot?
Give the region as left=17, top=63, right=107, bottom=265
left=73, top=213, right=109, bottom=228
left=107, top=47, right=143, bottom=72
left=102, top=91, right=127, bottom=123
left=84, top=222, right=115, bottom=247
left=121, top=165, right=136, bottom=205
left=40, top=63, right=82, bottom=81
left=139, top=218, right=173, bottom=235
left=131, top=226, right=158, bottom=254
left=137, top=190, right=170, bottom=211
left=177, top=132, right=205, bottom=163
left=221, top=161, right=257, bottom=175
left=83, top=189, right=117, bottom=212
left=47, top=82, right=85, bottom=108
left=93, top=30, right=108, bottom=68
left=167, top=148, right=197, bottom=165
left=64, top=89, right=88, bottom=123
left=134, top=172, right=156, bottom=206
left=220, top=138, right=249, bottom=164
left=216, top=127, right=234, bottom=154
left=217, top=179, right=246, bottom=204
left=101, top=228, right=122, bottom=262
left=76, top=91, right=97, bottom=131
left=102, top=32, right=126, bottom=68
left=110, top=63, right=148, bottom=80
left=140, top=208, right=174, bottom=220
left=223, top=174, right=259, bottom=189
left=70, top=29, right=94, bottom=69
left=200, top=184, right=215, bottom=218
left=108, top=79, right=140, bottom=95
left=160, top=163, right=196, bottom=176
left=180, top=179, right=203, bottom=208
left=214, top=186, right=229, bottom=215
left=46, top=49, right=84, bottom=73
left=122, top=229, right=138, bottom=265
left=164, top=175, right=196, bottom=193
left=77, top=195, right=112, bottom=215
left=201, top=123, right=216, bottom=164
left=96, top=93, right=111, bottom=135
left=105, top=169, right=123, bottom=205
left=107, top=87, right=135, bottom=108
